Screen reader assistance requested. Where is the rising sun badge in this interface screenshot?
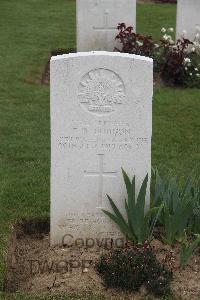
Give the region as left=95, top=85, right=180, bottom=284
left=78, top=68, right=125, bottom=115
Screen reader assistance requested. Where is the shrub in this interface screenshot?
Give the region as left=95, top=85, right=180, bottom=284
left=158, top=30, right=200, bottom=86
left=182, top=54, right=200, bottom=88
left=115, top=24, right=200, bottom=88
left=103, top=169, right=162, bottom=244
left=180, top=234, right=200, bottom=268
left=115, top=23, right=158, bottom=58
left=189, top=186, right=200, bottom=233
left=158, top=35, right=193, bottom=85
left=152, top=169, right=198, bottom=245
left=158, top=27, right=200, bottom=87
left=97, top=244, right=172, bottom=296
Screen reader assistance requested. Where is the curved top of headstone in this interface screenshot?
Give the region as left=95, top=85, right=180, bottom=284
left=51, top=51, right=153, bottom=63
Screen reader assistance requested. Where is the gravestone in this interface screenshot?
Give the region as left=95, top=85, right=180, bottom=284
left=76, top=0, right=136, bottom=52
left=176, top=0, right=200, bottom=41
left=50, top=52, right=153, bottom=246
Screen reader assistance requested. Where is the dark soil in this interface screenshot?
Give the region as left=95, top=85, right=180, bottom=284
left=41, top=48, right=76, bottom=85
left=4, top=220, right=200, bottom=299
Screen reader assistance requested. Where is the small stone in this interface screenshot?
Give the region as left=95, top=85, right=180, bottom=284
left=82, top=267, right=88, bottom=273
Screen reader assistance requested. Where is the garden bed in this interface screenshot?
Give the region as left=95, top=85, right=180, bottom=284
left=4, top=220, right=200, bottom=299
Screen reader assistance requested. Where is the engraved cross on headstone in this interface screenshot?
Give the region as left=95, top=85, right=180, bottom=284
left=84, top=154, right=117, bottom=208
left=93, top=9, right=116, bottom=32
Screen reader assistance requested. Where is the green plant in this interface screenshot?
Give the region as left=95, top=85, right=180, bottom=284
left=96, top=245, right=172, bottom=296
left=145, top=266, right=172, bottom=297
left=190, top=186, right=200, bottom=234
left=152, top=169, right=195, bottom=245
left=103, top=169, right=163, bottom=244
left=182, top=54, right=200, bottom=88
left=115, top=23, right=158, bottom=58
left=158, top=35, right=193, bottom=86
left=180, top=234, right=200, bottom=268
left=116, top=24, right=200, bottom=88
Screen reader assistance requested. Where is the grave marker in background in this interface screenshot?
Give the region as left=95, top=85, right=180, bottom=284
left=50, top=52, right=153, bottom=246
left=76, top=0, right=136, bottom=51
left=176, top=0, right=200, bottom=41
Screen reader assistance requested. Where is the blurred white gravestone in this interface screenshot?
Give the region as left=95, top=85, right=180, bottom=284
left=176, top=0, right=200, bottom=41
left=76, top=0, right=136, bottom=52
left=50, top=52, right=153, bottom=246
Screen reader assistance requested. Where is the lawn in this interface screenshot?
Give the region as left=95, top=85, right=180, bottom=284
left=0, top=0, right=199, bottom=299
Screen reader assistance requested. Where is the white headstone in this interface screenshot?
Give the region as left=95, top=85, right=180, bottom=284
left=50, top=52, right=153, bottom=246
left=76, top=0, right=136, bottom=52
left=176, top=0, right=200, bottom=41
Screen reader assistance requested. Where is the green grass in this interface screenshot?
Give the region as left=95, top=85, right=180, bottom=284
left=0, top=0, right=199, bottom=298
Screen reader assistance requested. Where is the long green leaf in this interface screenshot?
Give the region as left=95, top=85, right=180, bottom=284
left=122, top=168, right=135, bottom=208
left=180, top=174, right=193, bottom=200
left=102, top=210, right=135, bottom=241
left=136, top=174, right=148, bottom=218
left=135, top=174, right=148, bottom=241
left=107, top=195, right=127, bottom=223
left=154, top=168, right=164, bottom=206
left=122, top=169, right=138, bottom=236
left=163, top=205, right=173, bottom=244
left=172, top=199, right=193, bottom=239
left=103, top=170, right=162, bottom=245
left=180, top=235, right=200, bottom=267
left=145, top=204, right=164, bottom=241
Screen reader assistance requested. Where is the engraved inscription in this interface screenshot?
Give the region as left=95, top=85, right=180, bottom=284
left=58, top=120, right=150, bottom=152
left=59, top=212, right=121, bottom=238
left=78, top=69, right=125, bottom=115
